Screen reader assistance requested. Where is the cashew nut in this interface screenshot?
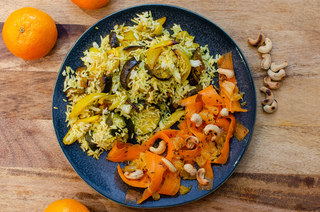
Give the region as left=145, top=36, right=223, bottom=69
left=260, top=86, right=274, bottom=105
left=124, top=169, right=144, bottom=180
left=261, top=54, right=272, bottom=70
left=191, top=113, right=202, bottom=127
left=258, top=38, right=272, bottom=54
left=270, top=61, right=288, bottom=72
left=268, top=69, right=286, bottom=81
left=161, top=158, right=177, bottom=173
left=220, top=108, right=229, bottom=117
left=184, top=164, right=197, bottom=176
left=203, top=124, right=221, bottom=141
left=196, top=168, right=209, bottom=185
left=217, top=68, right=234, bottom=79
left=149, top=140, right=166, bottom=154
left=248, top=33, right=265, bottom=46
left=264, top=76, right=280, bottom=90
left=186, top=136, right=199, bottom=149
left=263, top=99, right=278, bottom=113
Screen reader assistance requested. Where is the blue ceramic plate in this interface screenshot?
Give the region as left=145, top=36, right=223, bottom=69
left=52, top=4, right=256, bottom=208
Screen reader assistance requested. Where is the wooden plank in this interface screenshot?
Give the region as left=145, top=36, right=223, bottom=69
left=0, top=167, right=319, bottom=211
left=0, top=71, right=56, bottom=120
left=0, top=118, right=71, bottom=169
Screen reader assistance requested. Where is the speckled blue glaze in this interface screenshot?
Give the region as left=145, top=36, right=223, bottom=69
left=52, top=4, right=256, bottom=208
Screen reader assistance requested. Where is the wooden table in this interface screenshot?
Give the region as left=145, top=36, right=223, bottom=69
left=1, top=0, right=319, bottom=211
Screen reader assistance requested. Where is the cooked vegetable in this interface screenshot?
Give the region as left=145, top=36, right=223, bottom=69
left=123, top=45, right=144, bottom=51
left=179, top=185, right=192, bottom=195
left=100, top=75, right=112, bottom=93
left=120, top=57, right=141, bottom=90
left=109, top=32, right=119, bottom=48
left=174, top=48, right=191, bottom=82
left=63, top=115, right=100, bottom=145
left=69, top=93, right=107, bottom=118
left=145, top=65, right=173, bottom=81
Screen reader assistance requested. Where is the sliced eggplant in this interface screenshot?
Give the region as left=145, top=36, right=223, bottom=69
left=85, top=132, right=99, bottom=151
left=100, top=75, right=113, bottom=93
left=109, top=32, right=119, bottom=48
left=120, top=57, right=141, bottom=90
left=167, top=97, right=179, bottom=113
left=191, top=48, right=205, bottom=83
left=123, top=45, right=144, bottom=51
left=126, top=99, right=140, bottom=113
left=108, top=113, right=134, bottom=139
left=145, top=65, right=173, bottom=81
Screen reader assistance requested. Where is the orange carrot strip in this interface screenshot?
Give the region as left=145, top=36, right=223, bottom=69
left=199, top=85, right=224, bottom=106
left=199, top=109, right=215, bottom=125
left=202, top=160, right=213, bottom=179
left=212, top=115, right=236, bottom=164
left=186, top=118, right=206, bottom=143
left=217, top=52, right=233, bottom=70
left=215, top=116, right=231, bottom=132
left=117, top=165, right=150, bottom=188
left=204, top=104, right=221, bottom=116
left=157, top=170, right=180, bottom=196
left=177, top=146, right=201, bottom=163
left=106, top=142, right=133, bottom=162
left=137, top=151, right=167, bottom=204
left=178, top=94, right=198, bottom=106
left=185, top=101, right=203, bottom=118
left=107, top=131, right=170, bottom=162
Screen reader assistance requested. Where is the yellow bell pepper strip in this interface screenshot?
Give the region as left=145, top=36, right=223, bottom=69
left=159, top=110, right=185, bottom=130
left=69, top=93, right=107, bottom=119
left=147, top=47, right=163, bottom=70
left=173, top=48, right=191, bottom=82
left=107, top=131, right=172, bottom=162
left=63, top=115, right=100, bottom=145
left=137, top=151, right=167, bottom=204
left=156, top=16, right=166, bottom=25
left=212, top=115, right=236, bottom=164
left=149, top=40, right=179, bottom=50
left=123, top=30, right=137, bottom=41
left=157, top=170, right=180, bottom=196
left=117, top=165, right=150, bottom=188
left=152, top=17, right=166, bottom=36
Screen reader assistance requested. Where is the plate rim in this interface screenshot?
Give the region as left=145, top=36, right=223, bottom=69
left=52, top=3, right=257, bottom=208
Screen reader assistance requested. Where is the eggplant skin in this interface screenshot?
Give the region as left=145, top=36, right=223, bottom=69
left=109, top=32, right=119, bottom=48
left=145, top=65, right=173, bottom=81
left=120, top=58, right=141, bottom=90
left=101, top=76, right=113, bottom=93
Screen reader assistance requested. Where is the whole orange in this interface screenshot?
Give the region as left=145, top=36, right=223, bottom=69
left=70, top=0, right=110, bottom=10
left=44, top=198, right=90, bottom=212
left=2, top=7, right=58, bottom=60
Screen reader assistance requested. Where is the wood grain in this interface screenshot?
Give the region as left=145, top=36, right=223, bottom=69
left=0, top=0, right=320, bottom=211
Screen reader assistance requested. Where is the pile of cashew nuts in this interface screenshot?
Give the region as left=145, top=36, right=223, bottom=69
left=248, top=33, right=288, bottom=113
